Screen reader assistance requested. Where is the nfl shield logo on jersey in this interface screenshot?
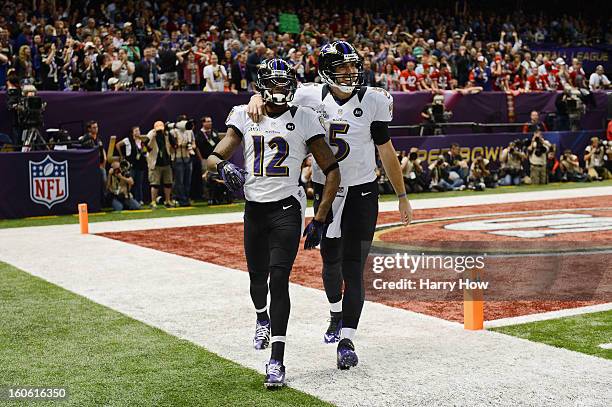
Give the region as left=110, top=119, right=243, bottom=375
left=29, top=155, right=69, bottom=209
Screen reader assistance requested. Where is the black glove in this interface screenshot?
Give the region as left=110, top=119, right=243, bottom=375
left=217, top=160, right=247, bottom=193
left=303, top=219, right=326, bottom=250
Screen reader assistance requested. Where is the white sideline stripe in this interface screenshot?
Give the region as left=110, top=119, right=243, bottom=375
left=599, top=343, right=612, bottom=350
left=26, top=185, right=610, bottom=235
left=0, top=227, right=611, bottom=407
left=485, top=303, right=612, bottom=328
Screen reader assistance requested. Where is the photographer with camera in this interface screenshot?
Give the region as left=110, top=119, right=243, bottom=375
left=428, top=156, right=465, bottom=192
left=559, top=149, right=588, bottom=182
left=168, top=115, right=196, bottom=207
left=420, top=94, right=452, bottom=136
left=107, top=159, right=141, bottom=211
left=144, top=121, right=175, bottom=208
left=527, top=130, right=551, bottom=184
left=401, top=147, right=427, bottom=193
left=468, top=153, right=495, bottom=191
left=584, top=137, right=610, bottom=181
left=555, top=84, right=586, bottom=131
left=499, top=140, right=526, bottom=185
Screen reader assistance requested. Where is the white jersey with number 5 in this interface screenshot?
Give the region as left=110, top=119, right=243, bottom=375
left=292, top=83, right=394, bottom=187
left=226, top=104, right=326, bottom=203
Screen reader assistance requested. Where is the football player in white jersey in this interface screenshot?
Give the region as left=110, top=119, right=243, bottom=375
left=207, top=59, right=340, bottom=388
left=248, top=41, right=412, bottom=370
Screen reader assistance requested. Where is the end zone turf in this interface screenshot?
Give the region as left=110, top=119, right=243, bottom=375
left=0, top=262, right=330, bottom=406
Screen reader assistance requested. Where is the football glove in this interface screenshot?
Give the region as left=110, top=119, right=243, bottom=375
left=217, top=160, right=247, bottom=193
left=303, top=219, right=326, bottom=250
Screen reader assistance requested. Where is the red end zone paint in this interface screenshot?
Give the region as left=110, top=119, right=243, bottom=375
left=100, top=196, right=612, bottom=322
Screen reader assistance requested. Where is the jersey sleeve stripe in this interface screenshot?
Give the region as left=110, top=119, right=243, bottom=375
left=227, top=124, right=244, bottom=139
left=306, top=133, right=325, bottom=146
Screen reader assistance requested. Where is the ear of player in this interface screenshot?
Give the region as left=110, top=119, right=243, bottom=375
left=216, top=160, right=247, bottom=192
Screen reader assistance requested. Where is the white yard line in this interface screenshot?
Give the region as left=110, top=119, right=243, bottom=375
left=485, top=303, right=612, bottom=328
left=600, top=344, right=612, bottom=350
left=0, top=224, right=611, bottom=406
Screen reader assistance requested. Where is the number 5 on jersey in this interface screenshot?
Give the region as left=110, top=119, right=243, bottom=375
left=329, top=122, right=350, bottom=162
left=252, top=135, right=289, bottom=177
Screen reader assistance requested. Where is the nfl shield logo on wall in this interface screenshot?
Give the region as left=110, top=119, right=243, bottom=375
left=29, top=155, right=69, bottom=209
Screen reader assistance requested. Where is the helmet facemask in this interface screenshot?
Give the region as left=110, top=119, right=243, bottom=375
left=320, top=56, right=364, bottom=93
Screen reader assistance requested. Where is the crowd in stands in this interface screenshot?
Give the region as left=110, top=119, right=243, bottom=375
left=1, top=0, right=610, bottom=92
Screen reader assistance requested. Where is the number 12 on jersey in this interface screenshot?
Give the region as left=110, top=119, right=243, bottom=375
left=252, top=135, right=289, bottom=177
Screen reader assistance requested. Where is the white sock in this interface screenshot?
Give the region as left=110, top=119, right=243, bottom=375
left=330, top=300, right=342, bottom=314
left=340, top=328, right=356, bottom=340
left=270, top=336, right=286, bottom=344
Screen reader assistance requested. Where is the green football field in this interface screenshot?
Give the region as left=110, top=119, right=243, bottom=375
left=492, top=311, right=612, bottom=360
left=1, top=180, right=611, bottom=229
left=0, top=262, right=331, bottom=406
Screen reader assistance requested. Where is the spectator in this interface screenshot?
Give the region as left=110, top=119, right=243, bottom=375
left=527, top=130, right=551, bottom=184
left=589, top=65, right=610, bottom=91
left=144, top=121, right=174, bottom=208
left=203, top=53, right=226, bottom=92
left=499, top=140, right=526, bottom=186
left=247, top=43, right=266, bottom=88
left=230, top=53, right=248, bottom=93
left=158, top=42, right=178, bottom=89
left=117, top=126, right=148, bottom=204
left=523, top=111, right=548, bottom=133
left=362, top=59, right=376, bottom=87
left=135, top=47, right=160, bottom=89
left=111, top=48, right=135, bottom=84
left=181, top=48, right=202, bottom=90
left=469, top=56, right=492, bottom=91
left=107, top=160, right=141, bottom=211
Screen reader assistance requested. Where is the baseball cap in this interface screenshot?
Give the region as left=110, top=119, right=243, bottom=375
left=477, top=55, right=485, bottom=62
left=85, top=41, right=95, bottom=49
left=154, top=121, right=165, bottom=131
left=555, top=57, right=565, bottom=65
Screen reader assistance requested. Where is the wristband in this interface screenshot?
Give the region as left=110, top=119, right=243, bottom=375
left=397, top=193, right=407, bottom=199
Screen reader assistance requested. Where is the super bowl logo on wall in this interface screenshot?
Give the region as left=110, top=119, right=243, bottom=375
left=29, top=155, right=69, bottom=209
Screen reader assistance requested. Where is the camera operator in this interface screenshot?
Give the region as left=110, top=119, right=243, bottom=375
left=428, top=156, right=465, bottom=191
left=559, top=149, right=588, bottom=182
left=522, top=110, right=548, bottom=133
left=420, top=94, right=452, bottom=136
left=584, top=137, right=610, bottom=181
left=468, top=153, right=495, bottom=191
left=5, top=69, right=22, bottom=145
left=401, top=147, right=428, bottom=193
left=168, top=116, right=196, bottom=207
left=556, top=84, right=586, bottom=131
left=107, top=159, right=141, bottom=211
left=144, top=121, right=175, bottom=208
left=499, top=140, right=526, bottom=185
left=527, top=130, right=551, bottom=184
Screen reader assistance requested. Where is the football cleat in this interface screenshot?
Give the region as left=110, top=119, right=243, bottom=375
left=264, top=359, right=286, bottom=388
left=323, top=316, right=342, bottom=344
left=253, top=319, right=270, bottom=350
left=337, top=338, right=359, bottom=370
